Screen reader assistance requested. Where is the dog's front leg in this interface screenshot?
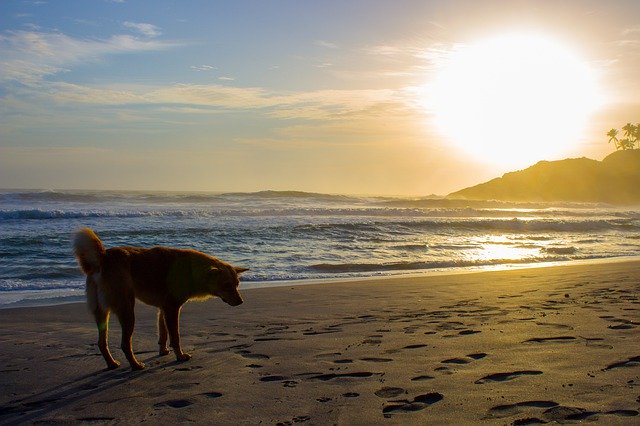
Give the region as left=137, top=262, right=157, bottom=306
left=157, top=310, right=170, bottom=356
left=162, top=305, right=191, bottom=362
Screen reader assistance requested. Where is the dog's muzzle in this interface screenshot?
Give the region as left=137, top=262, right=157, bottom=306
left=223, top=296, right=243, bottom=306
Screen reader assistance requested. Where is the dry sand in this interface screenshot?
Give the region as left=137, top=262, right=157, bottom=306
left=0, top=260, right=639, bottom=425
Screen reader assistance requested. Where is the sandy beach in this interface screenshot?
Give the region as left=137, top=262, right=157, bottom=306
left=1, top=260, right=638, bottom=425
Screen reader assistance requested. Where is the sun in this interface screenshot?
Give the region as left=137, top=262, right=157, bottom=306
left=428, top=32, right=601, bottom=168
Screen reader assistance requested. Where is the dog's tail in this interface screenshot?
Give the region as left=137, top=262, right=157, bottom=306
left=73, top=228, right=106, bottom=275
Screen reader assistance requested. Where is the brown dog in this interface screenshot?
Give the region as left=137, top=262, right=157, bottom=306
left=73, top=228, right=246, bottom=370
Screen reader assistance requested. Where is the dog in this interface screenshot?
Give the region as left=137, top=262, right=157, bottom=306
left=73, top=227, right=246, bottom=370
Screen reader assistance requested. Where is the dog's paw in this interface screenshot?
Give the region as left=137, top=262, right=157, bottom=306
left=107, top=360, right=121, bottom=369
left=159, top=347, right=170, bottom=356
left=131, top=362, right=146, bottom=370
left=176, top=352, right=192, bottom=362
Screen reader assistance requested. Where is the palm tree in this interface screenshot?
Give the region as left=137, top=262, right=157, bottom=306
left=622, top=123, right=635, bottom=139
left=619, top=138, right=635, bottom=150
left=607, top=128, right=620, bottom=150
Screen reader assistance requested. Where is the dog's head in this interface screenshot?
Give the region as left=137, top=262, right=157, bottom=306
left=207, top=264, right=247, bottom=306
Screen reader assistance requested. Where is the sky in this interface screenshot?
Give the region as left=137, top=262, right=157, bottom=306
left=1, top=0, right=639, bottom=196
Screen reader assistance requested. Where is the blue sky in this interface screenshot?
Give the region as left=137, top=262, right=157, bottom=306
left=1, top=0, right=639, bottom=195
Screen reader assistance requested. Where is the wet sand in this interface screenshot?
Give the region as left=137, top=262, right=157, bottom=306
left=1, top=260, right=639, bottom=425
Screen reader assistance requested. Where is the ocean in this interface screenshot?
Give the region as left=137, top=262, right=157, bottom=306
left=1, top=189, right=639, bottom=308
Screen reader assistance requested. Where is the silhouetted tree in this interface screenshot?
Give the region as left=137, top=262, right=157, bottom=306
left=607, top=123, right=638, bottom=150
left=607, top=128, right=620, bottom=150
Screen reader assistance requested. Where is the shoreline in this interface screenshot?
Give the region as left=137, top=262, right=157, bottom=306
left=3, top=255, right=640, bottom=310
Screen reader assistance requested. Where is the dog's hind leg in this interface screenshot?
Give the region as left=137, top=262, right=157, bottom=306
left=157, top=310, right=170, bottom=356
left=87, top=277, right=120, bottom=369
left=94, top=308, right=120, bottom=369
left=162, top=304, right=191, bottom=362
left=115, top=301, right=145, bottom=370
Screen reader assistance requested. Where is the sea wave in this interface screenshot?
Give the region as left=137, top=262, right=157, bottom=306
left=0, top=209, right=170, bottom=220
left=0, top=279, right=83, bottom=292
left=0, top=189, right=357, bottom=205
left=3, top=189, right=637, bottom=214
left=291, top=218, right=639, bottom=234
left=542, top=246, right=579, bottom=255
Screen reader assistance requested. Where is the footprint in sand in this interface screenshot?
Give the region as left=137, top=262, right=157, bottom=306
left=259, top=375, right=299, bottom=387
left=542, top=406, right=599, bottom=422
left=375, top=387, right=407, bottom=398
left=403, top=344, right=429, bottom=349
left=524, top=336, right=576, bottom=343
left=382, top=393, right=444, bottom=417
left=308, top=371, right=380, bottom=381
left=174, top=365, right=203, bottom=372
left=303, top=325, right=343, bottom=336
left=246, top=363, right=263, bottom=369
left=77, top=417, right=116, bottom=422
left=360, top=357, right=393, bottom=363
left=154, top=399, right=194, bottom=409
left=441, top=352, right=487, bottom=365
left=201, top=392, right=223, bottom=399
left=411, top=375, right=435, bottom=381
left=441, top=358, right=471, bottom=365
left=386, top=343, right=429, bottom=354
left=488, top=400, right=559, bottom=419
left=236, top=350, right=270, bottom=360
left=468, top=353, right=487, bottom=360
left=489, top=401, right=616, bottom=425
left=600, top=316, right=639, bottom=328
left=315, top=352, right=342, bottom=359
left=534, top=322, right=574, bottom=330
left=260, top=375, right=289, bottom=382
left=602, top=355, right=640, bottom=371
left=167, top=382, right=200, bottom=390
left=276, top=415, right=311, bottom=425
left=475, top=370, right=542, bottom=384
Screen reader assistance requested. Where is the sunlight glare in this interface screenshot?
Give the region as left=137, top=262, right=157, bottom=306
left=427, top=33, right=602, bottom=168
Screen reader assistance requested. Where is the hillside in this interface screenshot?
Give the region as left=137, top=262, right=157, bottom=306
left=448, top=149, right=640, bottom=204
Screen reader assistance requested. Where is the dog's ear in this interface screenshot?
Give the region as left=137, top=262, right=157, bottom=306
left=234, top=267, right=249, bottom=274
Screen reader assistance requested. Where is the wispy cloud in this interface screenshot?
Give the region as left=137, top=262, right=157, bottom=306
left=190, top=64, right=216, bottom=72
left=0, top=30, right=179, bottom=84
left=315, top=40, right=338, bottom=49
left=622, top=25, right=640, bottom=36
left=16, top=79, right=415, bottom=123
left=364, top=44, right=412, bottom=57
left=123, top=21, right=161, bottom=38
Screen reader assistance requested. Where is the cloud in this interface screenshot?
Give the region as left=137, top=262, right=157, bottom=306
left=123, top=21, right=161, bottom=38
left=315, top=40, right=338, bottom=49
left=13, top=77, right=417, bottom=124
left=622, top=25, right=640, bottom=36
left=0, top=30, right=179, bottom=84
left=190, top=64, right=216, bottom=72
